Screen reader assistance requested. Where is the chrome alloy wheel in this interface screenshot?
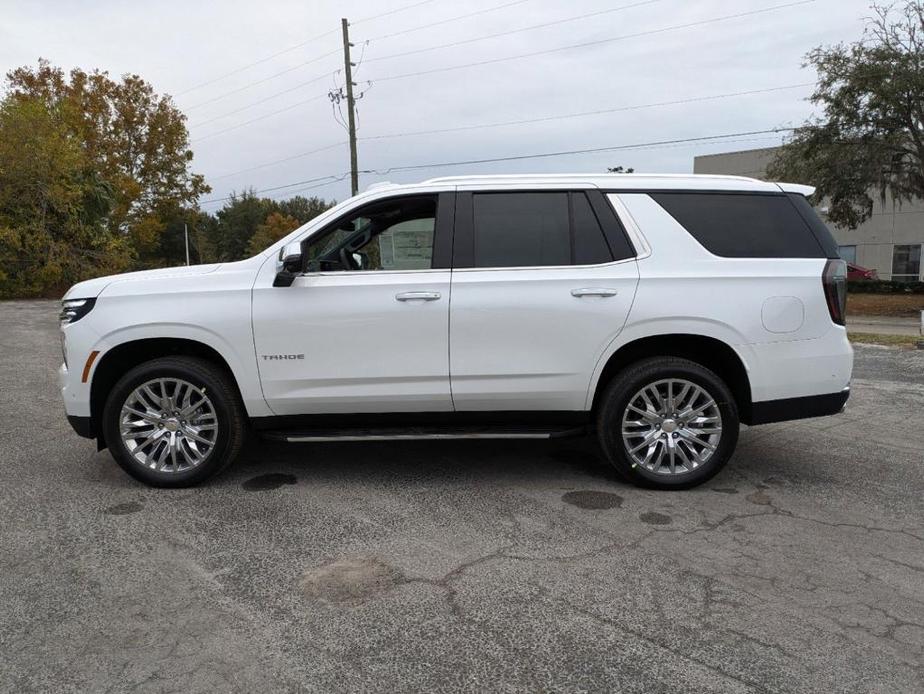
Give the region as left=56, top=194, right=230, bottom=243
left=119, top=378, right=218, bottom=473
left=620, top=378, right=723, bottom=475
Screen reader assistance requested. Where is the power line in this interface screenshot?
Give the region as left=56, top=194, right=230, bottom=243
left=198, top=127, right=796, bottom=206
left=365, top=0, right=664, bottom=62
left=196, top=82, right=807, bottom=178
left=174, top=35, right=340, bottom=97
left=369, top=0, right=816, bottom=82
left=364, top=128, right=796, bottom=175
left=364, top=0, right=534, bottom=41
left=200, top=173, right=349, bottom=205
left=351, top=0, right=443, bottom=24
left=189, top=74, right=334, bottom=129
left=192, top=94, right=327, bottom=143
left=361, top=83, right=814, bottom=141
left=173, top=0, right=442, bottom=97
left=184, top=52, right=340, bottom=112
left=208, top=142, right=348, bottom=182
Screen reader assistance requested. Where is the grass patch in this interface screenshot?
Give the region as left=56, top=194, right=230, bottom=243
left=849, top=332, right=923, bottom=348
left=848, top=293, right=924, bottom=318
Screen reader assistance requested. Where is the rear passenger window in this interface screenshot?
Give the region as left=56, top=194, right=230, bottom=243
left=473, top=193, right=571, bottom=267
left=650, top=193, right=826, bottom=258
left=572, top=192, right=613, bottom=265
left=468, top=191, right=633, bottom=268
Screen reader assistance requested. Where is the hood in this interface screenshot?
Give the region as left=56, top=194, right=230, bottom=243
left=63, top=263, right=223, bottom=300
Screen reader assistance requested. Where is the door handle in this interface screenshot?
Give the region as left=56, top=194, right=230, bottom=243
left=395, top=291, right=441, bottom=302
left=571, top=288, right=618, bottom=298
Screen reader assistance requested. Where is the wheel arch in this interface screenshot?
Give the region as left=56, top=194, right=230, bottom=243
left=90, top=338, right=245, bottom=448
left=588, top=333, right=754, bottom=423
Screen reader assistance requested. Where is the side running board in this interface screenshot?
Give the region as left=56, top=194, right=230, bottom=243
left=260, top=425, right=586, bottom=443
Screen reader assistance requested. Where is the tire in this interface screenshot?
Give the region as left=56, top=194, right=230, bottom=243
left=102, top=357, right=245, bottom=488
left=596, top=356, right=739, bottom=490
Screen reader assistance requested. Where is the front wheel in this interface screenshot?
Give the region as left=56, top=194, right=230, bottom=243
left=596, top=357, right=739, bottom=489
left=101, top=357, right=245, bottom=487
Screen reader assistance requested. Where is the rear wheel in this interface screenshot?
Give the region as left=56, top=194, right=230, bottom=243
left=102, top=357, right=244, bottom=487
left=596, top=357, right=739, bottom=489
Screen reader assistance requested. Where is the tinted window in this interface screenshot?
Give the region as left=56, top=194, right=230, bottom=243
left=572, top=192, right=613, bottom=265
left=473, top=193, right=571, bottom=267
left=650, top=193, right=826, bottom=258
left=786, top=193, right=839, bottom=258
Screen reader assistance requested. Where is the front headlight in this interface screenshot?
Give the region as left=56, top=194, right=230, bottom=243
left=60, top=298, right=96, bottom=326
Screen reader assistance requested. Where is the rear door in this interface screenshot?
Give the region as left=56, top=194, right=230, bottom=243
left=448, top=188, right=639, bottom=411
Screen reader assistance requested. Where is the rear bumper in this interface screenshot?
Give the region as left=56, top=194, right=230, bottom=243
left=746, top=387, right=850, bottom=425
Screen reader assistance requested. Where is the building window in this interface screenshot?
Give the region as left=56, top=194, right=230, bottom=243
left=838, top=245, right=857, bottom=264
left=892, top=244, right=922, bottom=282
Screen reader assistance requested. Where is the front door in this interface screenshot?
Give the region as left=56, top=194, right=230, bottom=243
left=252, top=193, right=453, bottom=415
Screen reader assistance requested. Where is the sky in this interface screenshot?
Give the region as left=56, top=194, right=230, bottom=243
left=1, top=0, right=876, bottom=209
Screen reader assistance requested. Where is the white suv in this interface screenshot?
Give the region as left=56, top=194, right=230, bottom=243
left=59, top=174, right=852, bottom=489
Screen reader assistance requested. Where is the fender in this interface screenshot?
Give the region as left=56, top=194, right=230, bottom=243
left=583, top=317, right=757, bottom=411
left=88, top=322, right=272, bottom=418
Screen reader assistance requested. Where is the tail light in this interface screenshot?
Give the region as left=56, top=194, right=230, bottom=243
left=822, top=259, right=847, bottom=326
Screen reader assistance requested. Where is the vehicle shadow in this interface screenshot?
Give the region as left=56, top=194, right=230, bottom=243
left=223, top=434, right=625, bottom=488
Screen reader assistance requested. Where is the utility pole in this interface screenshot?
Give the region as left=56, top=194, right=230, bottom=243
left=184, top=222, right=190, bottom=265
left=341, top=17, right=359, bottom=195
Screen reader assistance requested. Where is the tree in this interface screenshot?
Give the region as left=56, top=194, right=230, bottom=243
left=767, top=2, right=924, bottom=229
left=5, top=59, right=208, bottom=259
left=0, top=96, right=131, bottom=297
left=205, top=192, right=335, bottom=262
left=246, top=212, right=301, bottom=256
left=276, top=195, right=335, bottom=225
left=208, top=191, right=276, bottom=261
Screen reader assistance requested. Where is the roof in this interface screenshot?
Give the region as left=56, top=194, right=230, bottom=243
left=418, top=173, right=789, bottom=193
left=364, top=174, right=813, bottom=196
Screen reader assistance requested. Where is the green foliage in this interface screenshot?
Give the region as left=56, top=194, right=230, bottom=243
left=205, top=193, right=333, bottom=262
left=0, top=96, right=131, bottom=297
left=848, top=279, right=924, bottom=293
left=768, top=2, right=924, bottom=229
left=0, top=60, right=208, bottom=295
left=0, top=60, right=334, bottom=296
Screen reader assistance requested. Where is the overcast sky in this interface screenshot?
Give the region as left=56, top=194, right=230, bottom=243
left=2, top=0, right=874, bottom=208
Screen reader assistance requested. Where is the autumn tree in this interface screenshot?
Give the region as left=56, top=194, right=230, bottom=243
left=246, top=212, right=301, bottom=256
left=0, top=96, right=131, bottom=297
left=5, top=59, right=208, bottom=261
left=768, top=2, right=924, bottom=228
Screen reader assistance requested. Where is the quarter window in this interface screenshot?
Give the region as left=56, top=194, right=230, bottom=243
left=651, top=193, right=827, bottom=258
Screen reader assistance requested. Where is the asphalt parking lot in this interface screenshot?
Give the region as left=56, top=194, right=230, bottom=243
left=1, top=299, right=922, bottom=693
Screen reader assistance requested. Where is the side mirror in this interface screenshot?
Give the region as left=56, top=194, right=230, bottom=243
left=274, top=242, right=303, bottom=287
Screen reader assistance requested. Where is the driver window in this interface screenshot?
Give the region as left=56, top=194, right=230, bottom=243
left=304, top=195, right=436, bottom=272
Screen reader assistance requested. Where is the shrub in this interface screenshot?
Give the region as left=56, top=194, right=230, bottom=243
left=847, top=279, right=924, bottom=294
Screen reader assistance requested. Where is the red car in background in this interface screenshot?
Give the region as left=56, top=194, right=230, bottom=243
left=847, top=262, right=878, bottom=280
